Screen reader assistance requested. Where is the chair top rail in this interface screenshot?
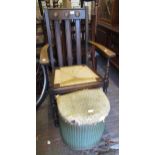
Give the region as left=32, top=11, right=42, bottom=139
left=47, top=8, right=86, bottom=20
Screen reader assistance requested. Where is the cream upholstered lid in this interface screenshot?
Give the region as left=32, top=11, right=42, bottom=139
left=54, top=65, right=99, bottom=87
left=56, top=88, right=110, bottom=125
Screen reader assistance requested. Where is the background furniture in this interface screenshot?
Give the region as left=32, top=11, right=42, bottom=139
left=97, top=0, right=119, bottom=69
left=36, top=0, right=50, bottom=50
left=53, top=0, right=59, bottom=8
left=80, top=0, right=99, bottom=69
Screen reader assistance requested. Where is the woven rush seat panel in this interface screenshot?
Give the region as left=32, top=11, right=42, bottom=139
left=54, top=65, right=101, bottom=87
left=56, top=88, right=110, bottom=125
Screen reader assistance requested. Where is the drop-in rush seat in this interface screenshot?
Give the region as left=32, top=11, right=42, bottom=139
left=39, top=7, right=115, bottom=150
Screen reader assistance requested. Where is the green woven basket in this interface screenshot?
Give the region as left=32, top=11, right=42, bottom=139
left=59, top=115, right=105, bottom=150
left=56, top=88, right=110, bottom=150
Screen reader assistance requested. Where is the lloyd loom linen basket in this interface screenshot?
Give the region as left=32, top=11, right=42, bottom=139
left=56, top=88, right=110, bottom=150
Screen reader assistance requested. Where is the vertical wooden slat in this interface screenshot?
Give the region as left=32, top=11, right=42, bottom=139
left=85, top=7, right=89, bottom=65
left=44, top=9, right=55, bottom=69
left=65, top=20, right=73, bottom=65
left=75, top=19, right=81, bottom=64
left=54, top=21, right=63, bottom=67
left=61, top=21, right=67, bottom=65
left=91, top=15, right=96, bottom=70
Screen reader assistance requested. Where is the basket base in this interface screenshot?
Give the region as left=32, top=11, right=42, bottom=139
left=59, top=116, right=105, bottom=150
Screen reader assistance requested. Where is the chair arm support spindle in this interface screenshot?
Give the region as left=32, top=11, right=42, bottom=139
left=88, top=41, right=116, bottom=92
left=103, top=58, right=110, bottom=93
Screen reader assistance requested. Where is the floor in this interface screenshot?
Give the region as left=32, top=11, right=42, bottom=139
left=36, top=55, right=119, bottom=155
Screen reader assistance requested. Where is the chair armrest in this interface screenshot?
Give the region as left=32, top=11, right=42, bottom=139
left=39, top=44, right=50, bottom=64
left=88, top=41, right=116, bottom=58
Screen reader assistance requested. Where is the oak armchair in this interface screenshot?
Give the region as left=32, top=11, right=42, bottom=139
left=39, top=7, right=115, bottom=124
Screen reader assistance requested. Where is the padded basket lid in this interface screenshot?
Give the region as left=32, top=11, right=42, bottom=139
left=56, top=88, right=110, bottom=125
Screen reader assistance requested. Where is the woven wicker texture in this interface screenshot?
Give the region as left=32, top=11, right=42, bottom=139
left=54, top=65, right=99, bottom=87
left=56, top=88, right=110, bottom=125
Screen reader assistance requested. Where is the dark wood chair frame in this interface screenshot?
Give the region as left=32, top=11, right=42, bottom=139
left=39, top=7, right=115, bottom=125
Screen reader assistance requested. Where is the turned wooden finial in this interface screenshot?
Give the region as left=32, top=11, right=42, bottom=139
left=64, top=11, right=69, bottom=17
left=54, top=12, right=59, bottom=18
left=75, top=11, right=80, bottom=17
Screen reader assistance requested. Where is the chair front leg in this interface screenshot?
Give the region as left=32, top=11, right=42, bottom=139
left=50, top=90, right=59, bottom=127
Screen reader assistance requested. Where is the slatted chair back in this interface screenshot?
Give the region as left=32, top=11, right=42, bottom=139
left=44, top=7, right=89, bottom=69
